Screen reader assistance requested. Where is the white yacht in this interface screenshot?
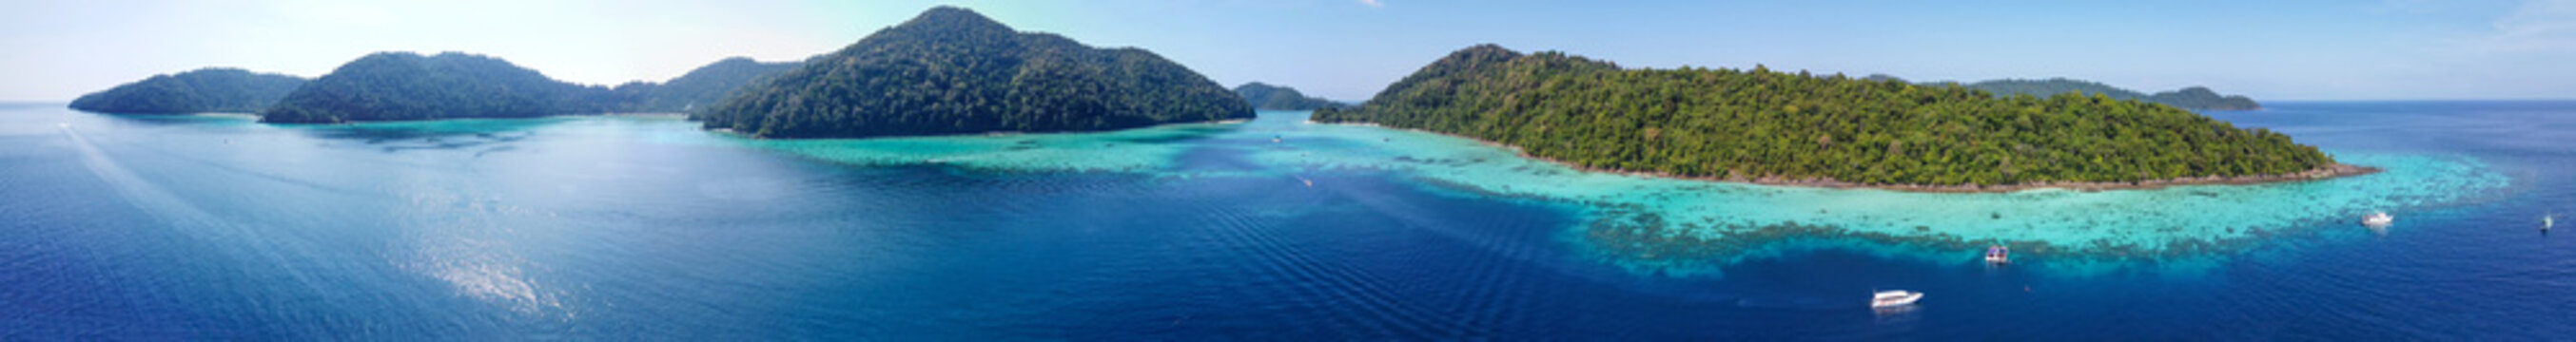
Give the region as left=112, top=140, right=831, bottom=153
left=1871, top=290, right=1923, bottom=308
left=2362, top=211, right=2393, bottom=226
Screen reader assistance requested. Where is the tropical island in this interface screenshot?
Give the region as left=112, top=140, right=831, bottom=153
left=68, top=67, right=306, bottom=114
left=259, top=52, right=624, bottom=124
left=1234, top=82, right=1349, bottom=110
left=693, top=7, right=1252, bottom=139
left=613, top=57, right=801, bottom=113
left=251, top=52, right=803, bottom=124
left=1870, top=75, right=2262, bottom=111
left=1952, top=78, right=2262, bottom=111
left=87, top=7, right=1251, bottom=137
left=1314, top=45, right=2366, bottom=191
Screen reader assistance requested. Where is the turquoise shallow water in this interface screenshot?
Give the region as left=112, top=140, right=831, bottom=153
left=3, top=102, right=2571, bottom=339
left=744, top=108, right=2509, bottom=274
left=1244, top=122, right=2508, bottom=275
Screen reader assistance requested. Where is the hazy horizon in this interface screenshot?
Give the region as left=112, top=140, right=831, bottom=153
left=7, top=0, right=2573, bottom=103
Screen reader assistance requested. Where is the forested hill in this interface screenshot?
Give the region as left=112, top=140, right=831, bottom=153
left=261, top=52, right=620, bottom=124
left=693, top=7, right=1253, bottom=139
left=69, top=67, right=306, bottom=114
left=173, top=54, right=790, bottom=122
left=616, top=57, right=801, bottom=113
left=1314, top=45, right=2335, bottom=186
left=1960, top=78, right=2261, bottom=110
left=2142, top=86, right=2261, bottom=111
left=1886, top=76, right=2262, bottom=111
left=1233, top=82, right=1348, bottom=110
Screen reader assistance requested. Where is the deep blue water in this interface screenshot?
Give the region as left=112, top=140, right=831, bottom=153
left=2, top=101, right=2572, bottom=339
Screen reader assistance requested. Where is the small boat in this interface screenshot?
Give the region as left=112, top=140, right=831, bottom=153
left=2361, top=211, right=2393, bottom=226
left=2546, top=215, right=2555, bottom=230
left=1984, top=245, right=2009, bottom=264
left=1871, top=290, right=1923, bottom=308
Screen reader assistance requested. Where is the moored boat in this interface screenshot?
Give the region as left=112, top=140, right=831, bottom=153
left=1871, top=290, right=1923, bottom=308
left=2362, top=211, right=2393, bottom=226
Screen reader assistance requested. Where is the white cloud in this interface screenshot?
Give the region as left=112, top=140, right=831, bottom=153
left=1358, top=0, right=1382, bottom=8
left=2478, top=0, right=2576, bottom=51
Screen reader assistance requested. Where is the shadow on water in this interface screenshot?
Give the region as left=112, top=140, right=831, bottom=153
left=1104, top=123, right=1243, bottom=144
left=87, top=112, right=262, bottom=127
left=282, top=118, right=567, bottom=153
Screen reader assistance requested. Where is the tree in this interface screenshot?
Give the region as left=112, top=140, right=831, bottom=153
left=1314, top=45, right=2334, bottom=186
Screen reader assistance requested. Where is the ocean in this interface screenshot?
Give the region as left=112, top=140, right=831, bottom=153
left=2, top=102, right=2570, bottom=339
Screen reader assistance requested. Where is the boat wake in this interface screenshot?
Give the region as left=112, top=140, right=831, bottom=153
left=60, top=124, right=224, bottom=229
left=58, top=124, right=336, bottom=300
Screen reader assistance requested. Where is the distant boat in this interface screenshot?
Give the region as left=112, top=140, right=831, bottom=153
left=2546, top=215, right=2555, bottom=230
left=1871, top=290, right=1923, bottom=308
left=2362, top=211, right=2393, bottom=226
left=1984, top=245, right=2009, bottom=264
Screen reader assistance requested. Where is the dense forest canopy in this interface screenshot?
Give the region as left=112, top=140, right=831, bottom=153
left=616, top=57, right=802, bottom=113
left=1233, top=82, right=1348, bottom=110
left=1315, top=45, right=2335, bottom=186
left=693, top=7, right=1253, bottom=139
left=260, top=52, right=622, bottom=124
left=1961, top=79, right=2261, bottom=110
left=68, top=67, right=306, bottom=114
left=2141, top=86, right=2261, bottom=111
left=1880, top=76, right=2262, bottom=111
left=257, top=53, right=802, bottom=123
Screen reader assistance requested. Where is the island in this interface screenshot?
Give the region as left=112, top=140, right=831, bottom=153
left=68, top=67, right=306, bottom=114
left=1878, top=75, right=2262, bottom=111
left=693, top=7, right=1253, bottom=139
left=1957, top=78, right=2261, bottom=111
left=1233, top=82, right=1349, bottom=110
left=2141, top=86, right=2261, bottom=111
left=613, top=57, right=801, bottom=113
left=74, top=54, right=798, bottom=123
left=1314, top=45, right=2364, bottom=190
left=260, top=52, right=622, bottom=124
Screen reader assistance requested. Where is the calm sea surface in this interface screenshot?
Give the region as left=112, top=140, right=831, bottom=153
left=3, top=102, right=2571, bottom=339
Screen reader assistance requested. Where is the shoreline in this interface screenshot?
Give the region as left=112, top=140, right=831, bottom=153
left=714, top=117, right=1251, bottom=140
left=1317, top=121, right=2381, bottom=194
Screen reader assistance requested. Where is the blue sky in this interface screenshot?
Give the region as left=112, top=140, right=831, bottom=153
left=5, top=0, right=2572, bottom=102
